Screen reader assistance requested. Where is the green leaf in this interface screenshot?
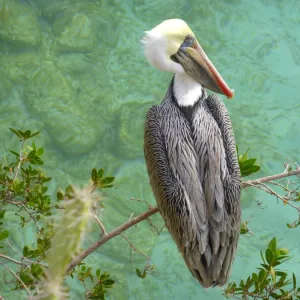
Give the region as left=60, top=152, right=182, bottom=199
left=36, top=148, right=44, bottom=156
left=27, top=150, right=36, bottom=159
left=65, top=185, right=74, bottom=196
left=103, top=279, right=114, bottom=285
left=9, top=150, right=19, bottom=157
left=102, top=184, right=114, bottom=189
left=278, top=248, right=289, bottom=255
left=91, top=168, right=98, bottom=182
left=239, top=148, right=250, bottom=163
left=19, top=269, right=34, bottom=285
left=0, top=229, right=9, bottom=241
left=57, top=191, right=64, bottom=201
left=96, top=268, right=101, bottom=278
left=241, top=165, right=260, bottom=177
left=265, top=248, right=273, bottom=265
left=241, top=158, right=257, bottom=167
left=0, top=210, right=6, bottom=218
left=260, top=251, right=266, bottom=264
left=98, top=168, right=104, bottom=179
left=136, top=268, right=146, bottom=279
left=24, top=130, right=32, bottom=139
left=23, top=246, right=29, bottom=256
left=9, top=128, right=23, bottom=139
left=293, top=273, right=296, bottom=290
left=268, top=237, right=277, bottom=253
left=29, top=131, right=40, bottom=138
left=101, top=177, right=115, bottom=185
left=270, top=292, right=280, bottom=299
left=31, top=263, right=44, bottom=279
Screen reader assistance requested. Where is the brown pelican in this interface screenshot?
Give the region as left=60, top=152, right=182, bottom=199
left=143, top=19, right=241, bottom=287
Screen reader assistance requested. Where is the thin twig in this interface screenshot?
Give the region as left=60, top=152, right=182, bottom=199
left=130, top=197, right=153, bottom=209
left=268, top=180, right=289, bottom=191
left=241, top=221, right=255, bottom=236
left=4, top=200, right=41, bottom=232
left=286, top=157, right=299, bottom=168
left=12, top=140, right=25, bottom=183
left=248, top=181, right=299, bottom=211
left=20, top=203, right=41, bottom=232
left=244, top=188, right=267, bottom=209
left=145, top=217, right=164, bottom=235
left=120, top=234, right=150, bottom=264
left=259, top=182, right=300, bottom=211
left=0, top=261, right=32, bottom=299
left=92, top=210, right=107, bottom=236
left=0, top=254, right=28, bottom=267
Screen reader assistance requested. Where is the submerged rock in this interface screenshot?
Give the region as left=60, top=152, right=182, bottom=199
left=0, top=0, right=41, bottom=47
left=56, top=53, right=92, bottom=75
left=117, top=96, right=155, bottom=159
left=25, top=64, right=99, bottom=155
left=53, top=11, right=99, bottom=53
left=0, top=52, right=40, bottom=84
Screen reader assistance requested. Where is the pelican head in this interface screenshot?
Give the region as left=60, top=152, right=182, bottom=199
left=142, top=19, right=234, bottom=98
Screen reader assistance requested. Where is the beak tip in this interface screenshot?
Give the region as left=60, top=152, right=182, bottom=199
left=226, top=88, right=235, bottom=99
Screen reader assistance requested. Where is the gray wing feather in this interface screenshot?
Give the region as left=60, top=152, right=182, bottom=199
left=144, top=90, right=241, bottom=287
left=203, top=94, right=241, bottom=285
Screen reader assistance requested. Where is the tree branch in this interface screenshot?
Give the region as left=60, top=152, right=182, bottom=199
left=67, top=168, right=300, bottom=273
left=20, top=203, right=41, bottom=232
left=242, top=169, right=300, bottom=188
left=0, top=254, right=27, bottom=266
left=0, top=261, right=32, bottom=299
left=66, top=207, right=159, bottom=273
left=92, top=210, right=107, bottom=236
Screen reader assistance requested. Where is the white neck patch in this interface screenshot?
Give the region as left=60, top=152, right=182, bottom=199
left=173, top=73, right=203, bottom=107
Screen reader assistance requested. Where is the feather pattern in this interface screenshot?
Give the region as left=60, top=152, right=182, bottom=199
left=144, top=80, right=241, bottom=287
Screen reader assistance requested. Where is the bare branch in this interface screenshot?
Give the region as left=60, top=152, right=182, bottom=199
left=120, top=234, right=150, bottom=264
left=66, top=207, right=159, bottom=273
left=130, top=197, right=153, bottom=209
left=0, top=261, right=32, bottom=299
left=0, top=254, right=28, bottom=267
left=242, top=169, right=300, bottom=188
left=92, top=210, right=107, bottom=236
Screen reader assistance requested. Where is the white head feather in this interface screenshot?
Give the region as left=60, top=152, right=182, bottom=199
left=142, top=19, right=194, bottom=74
left=142, top=19, right=203, bottom=106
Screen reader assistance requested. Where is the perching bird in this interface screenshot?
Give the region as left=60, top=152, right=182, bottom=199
left=143, top=19, right=241, bottom=287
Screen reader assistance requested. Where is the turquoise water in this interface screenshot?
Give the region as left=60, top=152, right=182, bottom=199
left=0, top=0, right=300, bottom=299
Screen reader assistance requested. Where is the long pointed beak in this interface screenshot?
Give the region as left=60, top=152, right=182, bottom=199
left=173, top=41, right=234, bottom=99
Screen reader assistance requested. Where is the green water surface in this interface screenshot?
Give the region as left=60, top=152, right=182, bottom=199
left=0, top=0, right=300, bottom=299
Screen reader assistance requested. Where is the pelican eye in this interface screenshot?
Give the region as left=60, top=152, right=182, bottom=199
left=181, top=35, right=195, bottom=48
